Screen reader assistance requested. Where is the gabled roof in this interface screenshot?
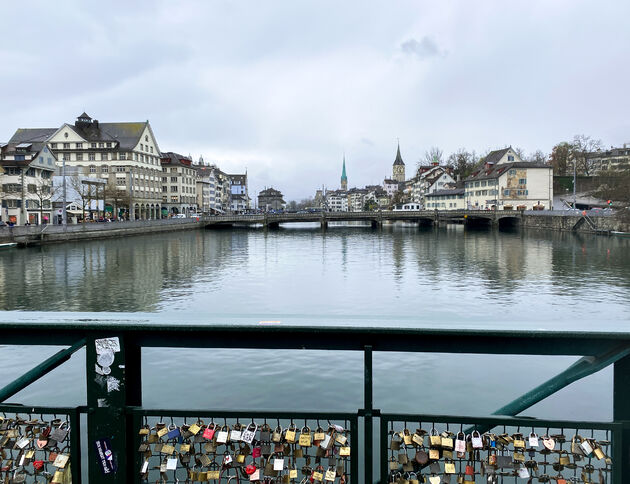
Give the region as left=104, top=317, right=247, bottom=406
left=9, top=128, right=57, bottom=144
left=483, top=147, right=512, bottom=165
left=160, top=152, right=192, bottom=167
left=0, top=141, right=56, bottom=168
left=465, top=162, right=550, bottom=182
left=426, top=188, right=465, bottom=197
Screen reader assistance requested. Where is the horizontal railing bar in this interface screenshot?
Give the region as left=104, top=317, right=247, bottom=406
left=0, top=324, right=627, bottom=356
left=0, top=404, right=81, bottom=415
left=380, top=412, right=622, bottom=431
left=126, top=406, right=358, bottom=420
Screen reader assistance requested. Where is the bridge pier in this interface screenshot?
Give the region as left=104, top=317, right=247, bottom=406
left=264, top=221, right=280, bottom=230
left=370, top=219, right=382, bottom=229
left=320, top=219, right=328, bottom=230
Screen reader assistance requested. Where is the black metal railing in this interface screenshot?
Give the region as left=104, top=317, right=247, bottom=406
left=1, top=322, right=629, bottom=483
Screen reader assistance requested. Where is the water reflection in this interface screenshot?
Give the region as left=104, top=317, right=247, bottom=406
left=0, top=224, right=627, bottom=325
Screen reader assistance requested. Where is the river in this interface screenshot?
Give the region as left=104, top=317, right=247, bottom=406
left=1, top=223, right=629, bottom=421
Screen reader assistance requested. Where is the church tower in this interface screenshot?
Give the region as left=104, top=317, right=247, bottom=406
left=340, top=154, right=348, bottom=191
left=392, top=141, right=405, bottom=182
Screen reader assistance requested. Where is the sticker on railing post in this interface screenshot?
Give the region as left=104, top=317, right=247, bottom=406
left=94, top=437, right=117, bottom=475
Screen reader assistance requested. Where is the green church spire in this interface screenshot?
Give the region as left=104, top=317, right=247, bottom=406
left=341, top=154, right=348, bottom=190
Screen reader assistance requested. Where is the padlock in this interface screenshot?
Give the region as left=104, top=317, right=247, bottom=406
left=454, top=432, right=466, bottom=454
left=272, top=425, right=283, bottom=443
left=429, top=428, right=441, bottom=447
left=471, top=430, right=483, bottom=449
left=241, top=422, right=257, bottom=444
left=203, top=423, right=216, bottom=441
left=299, top=426, right=312, bottom=447
left=216, top=425, right=229, bottom=444
left=528, top=432, right=539, bottom=448
left=285, top=423, right=297, bottom=443
left=230, top=422, right=243, bottom=442
left=50, top=422, right=69, bottom=443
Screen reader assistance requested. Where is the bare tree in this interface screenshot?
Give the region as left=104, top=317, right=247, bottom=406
left=421, top=146, right=444, bottom=166
left=446, top=148, right=479, bottom=180
left=528, top=150, right=548, bottom=164
left=68, top=175, right=93, bottom=220
left=102, top=180, right=130, bottom=219
left=29, top=176, right=58, bottom=224
left=550, top=142, right=571, bottom=175
left=570, top=134, right=603, bottom=176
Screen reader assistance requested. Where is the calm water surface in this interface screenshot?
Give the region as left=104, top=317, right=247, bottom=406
left=1, top=223, right=629, bottom=420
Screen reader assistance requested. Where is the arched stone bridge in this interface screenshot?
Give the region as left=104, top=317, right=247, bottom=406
left=204, top=210, right=522, bottom=229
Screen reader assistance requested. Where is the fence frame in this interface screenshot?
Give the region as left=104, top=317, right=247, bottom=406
left=1, top=322, right=630, bottom=483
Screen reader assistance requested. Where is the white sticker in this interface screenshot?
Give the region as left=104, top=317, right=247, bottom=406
left=141, top=460, right=149, bottom=473
left=106, top=376, right=121, bottom=392
left=95, top=337, right=120, bottom=355
left=97, top=350, right=115, bottom=368
left=273, top=457, right=284, bottom=471
left=166, top=458, right=177, bottom=470
left=518, top=467, right=530, bottom=478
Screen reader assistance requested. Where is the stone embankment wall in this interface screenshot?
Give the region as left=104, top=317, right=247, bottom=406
left=521, top=213, right=630, bottom=233
left=0, top=218, right=205, bottom=246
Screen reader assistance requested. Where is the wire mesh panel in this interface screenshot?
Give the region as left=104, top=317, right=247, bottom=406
left=0, top=405, right=80, bottom=484
left=131, top=410, right=357, bottom=484
left=380, top=414, right=616, bottom=484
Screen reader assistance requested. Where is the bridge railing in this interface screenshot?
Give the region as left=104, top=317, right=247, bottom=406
left=1, top=323, right=629, bottom=483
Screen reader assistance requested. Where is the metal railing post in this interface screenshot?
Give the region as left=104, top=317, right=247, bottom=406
left=86, top=334, right=137, bottom=483
left=613, top=355, right=630, bottom=483
left=364, top=345, right=373, bottom=484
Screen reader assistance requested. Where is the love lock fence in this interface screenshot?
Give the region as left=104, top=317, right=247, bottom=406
left=0, top=404, right=81, bottom=484
left=1, top=322, right=630, bottom=483
left=380, top=413, right=618, bottom=484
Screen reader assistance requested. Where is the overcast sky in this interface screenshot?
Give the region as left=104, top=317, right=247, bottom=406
left=2, top=1, right=629, bottom=201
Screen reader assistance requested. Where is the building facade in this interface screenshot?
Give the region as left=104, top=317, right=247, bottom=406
left=228, top=174, right=249, bottom=212
left=0, top=142, right=56, bottom=225
left=258, top=187, right=285, bottom=211
left=160, top=152, right=198, bottom=216
left=585, top=144, right=630, bottom=173
left=12, top=113, right=164, bottom=220
left=464, top=147, right=553, bottom=210
left=425, top=188, right=465, bottom=210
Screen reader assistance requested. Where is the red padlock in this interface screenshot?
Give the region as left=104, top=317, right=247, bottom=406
left=245, top=464, right=257, bottom=475
left=202, top=424, right=216, bottom=440
left=33, top=460, right=45, bottom=471
left=252, top=447, right=261, bottom=458
left=465, top=464, right=474, bottom=475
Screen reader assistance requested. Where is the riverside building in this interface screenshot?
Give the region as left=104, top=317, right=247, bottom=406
left=11, top=113, right=164, bottom=220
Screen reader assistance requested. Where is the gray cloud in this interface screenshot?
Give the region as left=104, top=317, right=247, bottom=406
left=400, top=36, right=443, bottom=60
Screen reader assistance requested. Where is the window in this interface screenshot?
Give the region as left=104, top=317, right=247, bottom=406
left=101, top=153, right=108, bottom=161
left=508, top=169, right=516, bottom=176
left=106, top=142, right=112, bottom=148
left=145, top=135, right=148, bottom=142
left=116, top=166, right=126, bottom=173
left=162, top=167, right=167, bottom=172
left=172, top=168, right=178, bottom=173
left=76, top=153, right=83, bottom=161
left=140, top=144, right=144, bottom=151
left=150, top=146, right=153, bottom=153
left=98, top=143, right=104, bottom=148
left=15, top=155, right=25, bottom=161
left=162, top=186, right=168, bottom=192
left=62, top=143, right=70, bottom=149
left=111, top=153, right=117, bottom=160
left=90, top=165, right=97, bottom=173
left=101, top=166, right=109, bottom=173
left=518, top=178, right=526, bottom=185
left=171, top=177, right=177, bottom=182
left=171, top=186, right=178, bottom=192
left=508, top=155, right=514, bottom=161
left=171, top=196, right=178, bottom=202
left=48, top=158, right=52, bottom=165
left=39, top=156, right=44, bottom=164
left=26, top=168, right=36, bottom=176
left=50, top=143, right=57, bottom=149
left=91, top=143, right=97, bottom=148
left=88, top=153, right=96, bottom=161
left=120, top=153, right=126, bottom=161
left=474, top=181, right=480, bottom=187
left=76, top=143, right=83, bottom=149
left=116, top=177, right=126, bottom=186
left=504, top=189, right=511, bottom=196
left=162, top=177, right=167, bottom=182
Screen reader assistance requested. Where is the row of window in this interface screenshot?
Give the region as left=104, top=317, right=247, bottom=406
left=1, top=199, right=51, bottom=209
left=468, top=189, right=499, bottom=196
left=60, top=152, right=159, bottom=165
left=504, top=189, right=529, bottom=196
left=51, top=142, right=114, bottom=149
